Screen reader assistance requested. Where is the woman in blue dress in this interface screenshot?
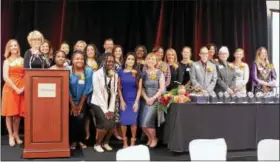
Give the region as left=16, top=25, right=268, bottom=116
left=118, top=53, right=142, bottom=148
left=69, top=50, right=93, bottom=150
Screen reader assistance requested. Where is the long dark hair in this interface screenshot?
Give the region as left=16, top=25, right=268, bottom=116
left=112, top=45, right=124, bottom=65
left=206, top=43, right=218, bottom=59
left=123, top=52, right=141, bottom=89
left=103, top=54, right=116, bottom=97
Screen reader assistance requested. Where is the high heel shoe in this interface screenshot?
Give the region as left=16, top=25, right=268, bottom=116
left=131, top=138, right=136, bottom=146
left=123, top=137, right=128, bottom=148
left=15, top=138, right=23, bottom=145
left=149, top=138, right=158, bottom=148
left=9, top=137, right=15, bottom=147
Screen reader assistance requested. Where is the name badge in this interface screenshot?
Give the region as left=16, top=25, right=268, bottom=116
left=218, top=65, right=224, bottom=69
left=78, top=80, right=85, bottom=85
left=195, top=65, right=200, bottom=69
left=186, top=68, right=190, bottom=71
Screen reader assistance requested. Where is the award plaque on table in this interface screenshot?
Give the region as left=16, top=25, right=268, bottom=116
left=23, top=69, right=70, bottom=158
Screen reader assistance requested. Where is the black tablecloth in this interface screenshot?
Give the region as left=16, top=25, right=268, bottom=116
left=163, top=103, right=279, bottom=152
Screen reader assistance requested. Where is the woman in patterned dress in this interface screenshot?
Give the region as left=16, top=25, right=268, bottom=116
left=251, top=47, right=277, bottom=93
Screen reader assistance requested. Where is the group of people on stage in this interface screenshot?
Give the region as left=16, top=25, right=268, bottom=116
left=2, top=30, right=277, bottom=152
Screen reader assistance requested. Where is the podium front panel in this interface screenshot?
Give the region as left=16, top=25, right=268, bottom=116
left=23, top=69, right=70, bottom=158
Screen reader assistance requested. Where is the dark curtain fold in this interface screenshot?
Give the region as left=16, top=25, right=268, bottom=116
left=194, top=0, right=267, bottom=63
left=160, top=1, right=195, bottom=61
left=63, top=1, right=161, bottom=54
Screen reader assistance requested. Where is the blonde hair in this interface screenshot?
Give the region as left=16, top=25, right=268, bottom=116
left=27, top=30, right=44, bottom=46
left=255, top=47, right=269, bottom=65
left=74, top=40, right=87, bottom=50
left=235, top=48, right=244, bottom=54
left=145, top=53, right=158, bottom=68
left=4, top=39, right=21, bottom=58
left=165, top=48, right=178, bottom=65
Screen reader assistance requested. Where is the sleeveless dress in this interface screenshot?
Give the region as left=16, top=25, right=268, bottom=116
left=140, top=70, right=162, bottom=128
left=2, top=58, right=24, bottom=117
left=118, top=70, right=139, bottom=125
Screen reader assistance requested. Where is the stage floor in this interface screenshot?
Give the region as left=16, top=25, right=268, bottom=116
left=1, top=135, right=257, bottom=161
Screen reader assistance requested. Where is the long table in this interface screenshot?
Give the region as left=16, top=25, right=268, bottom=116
left=162, top=103, right=279, bottom=152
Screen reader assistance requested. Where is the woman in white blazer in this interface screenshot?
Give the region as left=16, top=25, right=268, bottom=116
left=91, top=54, right=118, bottom=153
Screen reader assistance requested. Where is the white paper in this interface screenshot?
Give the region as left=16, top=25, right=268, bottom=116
left=38, top=83, right=56, bottom=98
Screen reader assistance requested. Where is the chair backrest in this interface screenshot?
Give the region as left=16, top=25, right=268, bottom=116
left=189, top=138, right=227, bottom=160
left=116, top=145, right=150, bottom=161
left=257, top=139, right=279, bottom=161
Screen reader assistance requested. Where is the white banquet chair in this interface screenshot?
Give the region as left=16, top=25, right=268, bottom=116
left=189, top=138, right=227, bottom=160
left=257, top=139, right=279, bottom=161
left=116, top=145, right=150, bottom=161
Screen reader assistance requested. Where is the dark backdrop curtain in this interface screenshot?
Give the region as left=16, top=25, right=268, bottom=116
left=63, top=1, right=161, bottom=55
left=193, top=0, right=268, bottom=62
left=1, top=0, right=267, bottom=135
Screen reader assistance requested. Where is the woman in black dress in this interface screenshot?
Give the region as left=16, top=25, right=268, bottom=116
left=24, top=30, right=49, bottom=69
left=135, top=45, right=147, bottom=72
left=178, top=46, right=193, bottom=85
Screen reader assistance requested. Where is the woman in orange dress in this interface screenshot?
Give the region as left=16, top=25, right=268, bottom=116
left=1, top=39, right=24, bottom=147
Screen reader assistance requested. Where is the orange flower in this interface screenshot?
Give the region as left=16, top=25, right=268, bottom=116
left=188, top=60, right=193, bottom=66
left=131, top=69, right=137, bottom=77
left=239, top=64, right=245, bottom=70
left=228, top=64, right=234, bottom=70
left=173, top=96, right=180, bottom=103
left=206, top=67, right=212, bottom=72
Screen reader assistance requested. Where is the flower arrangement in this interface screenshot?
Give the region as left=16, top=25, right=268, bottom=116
left=206, top=66, right=213, bottom=72
left=158, top=82, right=192, bottom=113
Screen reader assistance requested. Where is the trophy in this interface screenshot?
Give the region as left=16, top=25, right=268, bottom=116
left=224, top=92, right=230, bottom=103
left=247, top=92, right=255, bottom=103
left=236, top=92, right=243, bottom=103
left=274, top=93, right=279, bottom=103
left=210, top=91, right=217, bottom=103
left=264, top=92, right=274, bottom=103
left=231, top=93, right=237, bottom=103
left=217, top=92, right=224, bottom=103
left=255, top=92, right=264, bottom=103
left=242, top=93, right=248, bottom=103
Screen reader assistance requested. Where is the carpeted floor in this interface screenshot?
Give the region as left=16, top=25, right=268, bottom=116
left=1, top=135, right=257, bottom=161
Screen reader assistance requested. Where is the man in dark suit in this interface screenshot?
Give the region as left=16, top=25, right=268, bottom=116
left=97, top=38, right=114, bottom=67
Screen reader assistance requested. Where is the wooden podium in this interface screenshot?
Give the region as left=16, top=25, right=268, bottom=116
left=23, top=69, right=70, bottom=158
